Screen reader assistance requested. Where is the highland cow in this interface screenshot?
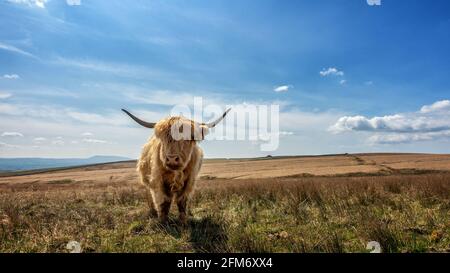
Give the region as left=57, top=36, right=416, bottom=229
left=122, top=108, right=230, bottom=224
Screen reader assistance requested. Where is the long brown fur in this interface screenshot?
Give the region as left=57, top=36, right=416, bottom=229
left=136, top=117, right=204, bottom=224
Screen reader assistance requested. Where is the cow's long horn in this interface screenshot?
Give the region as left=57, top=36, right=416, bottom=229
left=204, top=108, right=232, bottom=128
left=122, top=109, right=156, bottom=129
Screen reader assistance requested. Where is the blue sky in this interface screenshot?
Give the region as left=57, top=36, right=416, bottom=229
left=1, top=0, right=450, bottom=158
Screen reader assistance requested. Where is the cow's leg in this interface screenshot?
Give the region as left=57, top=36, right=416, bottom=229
left=150, top=188, right=171, bottom=223
left=159, top=199, right=171, bottom=223
left=145, top=188, right=158, bottom=218
left=176, top=195, right=188, bottom=225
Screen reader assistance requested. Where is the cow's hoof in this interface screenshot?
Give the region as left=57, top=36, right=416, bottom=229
left=179, top=215, right=188, bottom=226
left=158, top=215, right=169, bottom=224
left=148, top=209, right=158, bottom=218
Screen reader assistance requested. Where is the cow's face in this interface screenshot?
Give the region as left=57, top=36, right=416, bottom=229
left=159, top=137, right=195, bottom=171
left=155, top=117, right=199, bottom=171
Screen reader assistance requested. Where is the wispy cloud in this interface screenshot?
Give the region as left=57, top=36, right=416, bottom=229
left=14, top=87, right=79, bottom=99
left=7, top=0, right=47, bottom=9
left=258, top=131, right=294, bottom=141
left=0, top=42, right=36, bottom=59
left=1, top=132, right=24, bottom=137
left=0, top=141, right=19, bottom=149
left=66, top=0, right=81, bottom=6
left=0, top=102, right=129, bottom=126
left=51, top=57, right=166, bottom=80
left=66, top=111, right=128, bottom=126
left=125, top=87, right=245, bottom=108
left=0, top=92, right=12, bottom=99
left=82, top=138, right=108, bottom=144
left=81, top=132, right=93, bottom=137
left=320, top=67, right=344, bottom=77
left=52, top=139, right=65, bottom=145
left=273, top=85, right=292, bottom=93
left=368, top=131, right=450, bottom=145
left=33, top=137, right=46, bottom=143
left=123, top=85, right=291, bottom=109
left=339, top=79, right=347, bottom=85
left=3, top=74, right=20, bottom=80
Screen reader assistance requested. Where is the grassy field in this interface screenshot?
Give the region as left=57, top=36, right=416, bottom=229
left=0, top=154, right=449, bottom=253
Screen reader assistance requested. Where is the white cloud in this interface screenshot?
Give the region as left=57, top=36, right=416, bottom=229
left=330, top=100, right=450, bottom=144
left=320, top=67, right=344, bottom=77
left=273, top=85, right=292, bottom=93
left=7, top=0, right=47, bottom=8
left=66, top=0, right=81, bottom=6
left=0, top=92, right=12, bottom=99
left=330, top=114, right=450, bottom=133
left=339, top=80, right=347, bottom=85
left=81, top=132, right=93, bottom=136
left=420, top=100, right=450, bottom=114
left=82, top=138, right=108, bottom=144
left=3, top=74, right=20, bottom=79
left=35, top=0, right=46, bottom=8
left=0, top=42, right=36, bottom=58
left=1, top=132, right=24, bottom=137
left=33, top=137, right=46, bottom=143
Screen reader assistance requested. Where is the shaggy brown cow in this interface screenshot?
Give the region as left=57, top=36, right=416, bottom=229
left=122, top=109, right=230, bottom=224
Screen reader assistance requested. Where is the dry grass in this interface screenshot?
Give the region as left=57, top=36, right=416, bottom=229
left=1, top=172, right=449, bottom=253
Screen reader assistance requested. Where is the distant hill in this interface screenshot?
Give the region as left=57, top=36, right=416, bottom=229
left=0, top=156, right=131, bottom=172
